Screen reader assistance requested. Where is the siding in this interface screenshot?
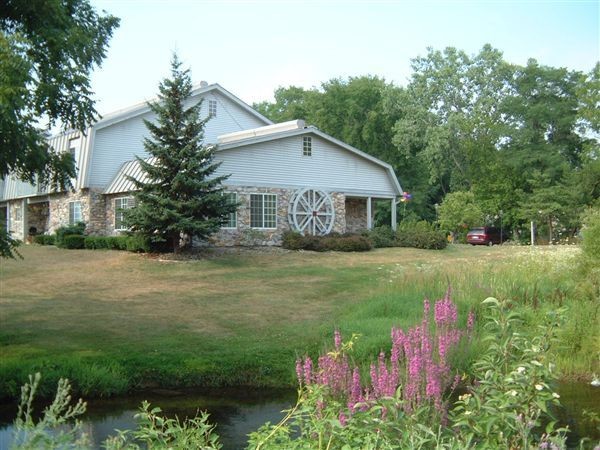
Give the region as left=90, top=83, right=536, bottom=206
left=1, top=129, right=91, bottom=201
left=217, top=134, right=397, bottom=197
left=89, top=91, right=267, bottom=189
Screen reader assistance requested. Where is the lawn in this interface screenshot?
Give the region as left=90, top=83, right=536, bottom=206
left=0, top=244, right=596, bottom=399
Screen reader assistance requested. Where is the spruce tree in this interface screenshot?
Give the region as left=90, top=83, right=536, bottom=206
left=125, top=55, right=235, bottom=252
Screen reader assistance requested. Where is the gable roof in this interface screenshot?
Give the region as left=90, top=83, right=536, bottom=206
left=93, top=83, right=273, bottom=131
left=104, top=123, right=402, bottom=196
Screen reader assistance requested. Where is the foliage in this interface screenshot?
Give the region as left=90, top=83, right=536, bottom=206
left=104, top=401, right=221, bottom=450
left=256, top=45, right=599, bottom=238
left=281, top=231, right=372, bottom=252
left=12, top=373, right=90, bottom=449
left=0, top=0, right=119, bottom=258
left=581, top=207, right=600, bottom=263
left=362, top=225, right=397, bottom=248
left=450, top=298, right=568, bottom=448
left=396, top=221, right=447, bottom=249
left=437, top=191, right=484, bottom=242
left=124, top=234, right=151, bottom=253
left=34, top=234, right=56, bottom=245
left=61, top=234, right=86, bottom=249
left=249, top=298, right=571, bottom=449
left=55, top=222, right=85, bottom=247
left=124, top=54, right=235, bottom=253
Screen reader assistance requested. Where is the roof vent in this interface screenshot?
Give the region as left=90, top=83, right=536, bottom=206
left=199, top=80, right=208, bottom=88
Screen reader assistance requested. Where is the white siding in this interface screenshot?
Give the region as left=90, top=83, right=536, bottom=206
left=0, top=129, right=91, bottom=201
left=89, top=91, right=266, bottom=189
left=215, top=135, right=398, bottom=197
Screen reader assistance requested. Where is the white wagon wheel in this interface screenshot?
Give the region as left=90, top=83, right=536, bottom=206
left=288, top=188, right=335, bottom=236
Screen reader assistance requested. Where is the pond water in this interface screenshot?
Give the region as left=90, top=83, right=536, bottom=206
left=0, top=382, right=597, bottom=449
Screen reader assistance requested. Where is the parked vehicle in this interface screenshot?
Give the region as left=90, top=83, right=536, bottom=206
left=467, top=227, right=507, bottom=246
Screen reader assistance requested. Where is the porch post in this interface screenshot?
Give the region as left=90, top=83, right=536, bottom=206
left=21, top=198, right=28, bottom=240
left=367, top=197, right=372, bottom=230
left=391, top=198, right=397, bottom=231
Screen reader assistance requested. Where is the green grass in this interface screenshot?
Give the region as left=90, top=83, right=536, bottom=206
left=0, top=244, right=597, bottom=399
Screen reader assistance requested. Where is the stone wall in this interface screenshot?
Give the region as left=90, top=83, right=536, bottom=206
left=345, top=197, right=368, bottom=233
left=48, top=188, right=106, bottom=235
left=209, top=186, right=347, bottom=246
left=27, top=202, right=49, bottom=235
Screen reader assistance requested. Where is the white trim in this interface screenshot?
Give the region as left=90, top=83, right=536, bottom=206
left=249, top=192, right=277, bottom=229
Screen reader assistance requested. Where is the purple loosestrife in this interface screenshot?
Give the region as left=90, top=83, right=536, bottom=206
left=294, top=290, right=474, bottom=424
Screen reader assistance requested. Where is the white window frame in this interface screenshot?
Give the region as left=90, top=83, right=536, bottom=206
left=222, top=192, right=237, bottom=229
left=14, top=204, right=23, bottom=221
left=209, top=99, right=217, bottom=117
left=114, top=196, right=135, bottom=231
left=69, top=201, right=82, bottom=225
left=302, top=136, right=312, bottom=156
left=250, top=193, right=277, bottom=229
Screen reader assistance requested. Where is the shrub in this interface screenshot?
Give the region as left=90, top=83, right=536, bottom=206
left=107, top=236, right=128, bottom=250
left=33, top=234, right=55, bottom=245
left=581, top=207, right=600, bottom=263
left=125, top=234, right=151, bottom=253
left=61, top=234, right=85, bottom=249
left=55, top=222, right=86, bottom=247
left=281, top=231, right=304, bottom=250
left=281, top=232, right=372, bottom=252
left=84, top=236, right=109, bottom=249
left=396, top=220, right=447, bottom=250
left=362, top=225, right=396, bottom=248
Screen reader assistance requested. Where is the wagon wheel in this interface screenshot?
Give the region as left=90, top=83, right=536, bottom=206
left=288, top=188, right=335, bottom=236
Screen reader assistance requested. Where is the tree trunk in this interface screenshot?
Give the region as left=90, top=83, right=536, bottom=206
left=172, top=235, right=180, bottom=254
left=548, top=217, right=553, bottom=243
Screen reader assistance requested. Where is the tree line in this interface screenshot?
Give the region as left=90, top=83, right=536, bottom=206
left=254, top=45, right=599, bottom=243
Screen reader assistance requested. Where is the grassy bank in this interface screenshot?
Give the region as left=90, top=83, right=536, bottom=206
left=0, top=244, right=597, bottom=399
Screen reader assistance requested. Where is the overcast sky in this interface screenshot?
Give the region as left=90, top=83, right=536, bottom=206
left=89, top=0, right=599, bottom=115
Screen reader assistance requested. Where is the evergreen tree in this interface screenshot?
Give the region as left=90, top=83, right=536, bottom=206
left=125, top=55, right=235, bottom=252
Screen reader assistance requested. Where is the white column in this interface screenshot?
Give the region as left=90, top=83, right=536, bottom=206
left=391, top=198, right=397, bottom=231
left=367, top=197, right=372, bottom=230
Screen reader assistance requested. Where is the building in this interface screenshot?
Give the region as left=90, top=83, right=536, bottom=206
left=0, top=83, right=402, bottom=246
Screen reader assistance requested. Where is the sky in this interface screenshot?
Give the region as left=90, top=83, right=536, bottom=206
left=89, top=0, right=599, bottom=115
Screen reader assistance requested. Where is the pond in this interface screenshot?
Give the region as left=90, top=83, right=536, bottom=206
left=0, top=382, right=598, bottom=449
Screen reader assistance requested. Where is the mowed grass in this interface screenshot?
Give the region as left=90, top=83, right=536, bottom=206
left=0, top=244, right=596, bottom=399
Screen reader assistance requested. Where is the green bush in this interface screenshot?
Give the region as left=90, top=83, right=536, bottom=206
left=62, top=234, right=85, bottom=249
left=107, top=236, right=128, bottom=250
left=33, top=234, right=55, bottom=245
left=281, top=231, right=304, bottom=250
left=396, top=220, right=447, bottom=250
left=281, top=231, right=372, bottom=252
left=84, top=236, right=108, bottom=249
left=362, top=226, right=396, bottom=248
left=125, top=234, right=151, bottom=253
left=55, top=222, right=86, bottom=247
left=581, top=207, right=600, bottom=262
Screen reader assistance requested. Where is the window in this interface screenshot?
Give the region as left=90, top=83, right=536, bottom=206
left=250, top=194, right=277, bottom=228
left=69, top=201, right=82, bottom=225
left=114, top=197, right=135, bottom=230
left=209, top=99, right=217, bottom=117
left=14, top=204, right=23, bottom=221
left=303, top=136, right=312, bottom=156
left=223, top=192, right=237, bottom=228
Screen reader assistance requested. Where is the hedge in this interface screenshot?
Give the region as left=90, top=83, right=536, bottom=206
left=282, top=231, right=372, bottom=252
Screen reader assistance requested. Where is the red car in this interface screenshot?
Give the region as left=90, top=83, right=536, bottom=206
left=467, top=227, right=506, bottom=246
